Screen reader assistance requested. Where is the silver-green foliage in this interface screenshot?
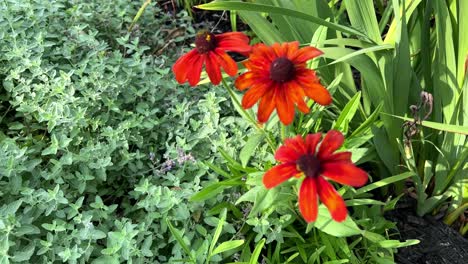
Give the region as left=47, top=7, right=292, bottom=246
left=0, top=1, right=244, bottom=263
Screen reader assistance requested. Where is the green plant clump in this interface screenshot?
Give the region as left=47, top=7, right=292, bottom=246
left=0, top=1, right=251, bottom=263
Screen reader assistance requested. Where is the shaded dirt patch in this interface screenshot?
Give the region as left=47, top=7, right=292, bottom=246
left=386, top=197, right=468, bottom=264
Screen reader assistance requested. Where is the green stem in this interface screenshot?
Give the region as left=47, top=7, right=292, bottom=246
left=222, top=79, right=276, bottom=152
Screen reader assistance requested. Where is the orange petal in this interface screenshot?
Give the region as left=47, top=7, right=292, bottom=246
left=206, top=52, right=222, bottom=85
left=295, top=69, right=332, bottom=106
left=274, top=145, right=301, bottom=163
left=257, top=88, right=277, bottom=123
left=293, top=46, right=323, bottom=64
left=316, top=176, right=347, bottom=222
left=286, top=41, right=300, bottom=60
left=302, top=83, right=332, bottom=106
left=321, top=161, right=368, bottom=187
left=173, top=49, right=200, bottom=85
left=263, top=163, right=299, bottom=189
left=235, top=72, right=257, bottom=90
left=318, top=130, right=344, bottom=160
left=305, top=133, right=322, bottom=155
left=285, top=81, right=309, bottom=114
left=214, top=49, right=238, bottom=76
left=241, top=82, right=271, bottom=109
left=271, top=43, right=283, bottom=57
left=299, top=177, right=318, bottom=222
left=275, top=86, right=295, bottom=125
left=250, top=43, right=276, bottom=63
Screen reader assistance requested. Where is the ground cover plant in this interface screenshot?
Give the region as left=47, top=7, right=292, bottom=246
left=0, top=0, right=467, bottom=263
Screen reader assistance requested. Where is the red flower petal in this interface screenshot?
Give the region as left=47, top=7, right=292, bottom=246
left=205, top=52, right=222, bottom=85
left=216, top=32, right=251, bottom=55
left=283, top=135, right=307, bottom=155
left=318, top=130, right=344, bottom=160
left=316, top=176, right=347, bottom=222
left=187, top=54, right=205, bottom=86
left=305, top=133, right=322, bottom=155
left=321, top=161, right=368, bottom=187
left=257, top=88, right=277, bottom=123
left=274, top=145, right=301, bottom=163
left=214, top=49, right=238, bottom=77
left=276, top=86, right=295, bottom=125
left=263, top=163, right=299, bottom=189
left=173, top=49, right=200, bottom=85
left=241, top=81, right=270, bottom=109
left=299, top=177, right=318, bottom=222
left=292, top=46, right=323, bottom=64
left=324, top=151, right=352, bottom=162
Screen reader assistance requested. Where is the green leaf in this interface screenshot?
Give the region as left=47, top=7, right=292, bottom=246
left=345, top=199, right=385, bottom=206
left=350, top=103, right=383, bottom=138
left=457, top=0, right=468, bottom=87
left=344, top=0, right=382, bottom=43
left=190, top=177, right=243, bottom=202
left=249, top=238, right=265, bottom=264
left=197, top=2, right=373, bottom=42
left=249, top=186, right=279, bottom=217
left=209, top=208, right=227, bottom=256
left=240, top=133, right=264, bottom=167
left=386, top=114, right=468, bottom=135
left=354, top=171, right=415, bottom=196
left=378, top=239, right=420, bottom=248
left=91, top=256, right=120, bottom=264
left=433, top=0, right=459, bottom=122
left=313, top=205, right=362, bottom=237
left=211, top=240, right=244, bottom=256
left=14, top=224, right=40, bottom=236
left=238, top=11, right=284, bottom=45
left=11, top=242, right=34, bottom=262
left=166, top=219, right=195, bottom=263
left=333, top=91, right=361, bottom=133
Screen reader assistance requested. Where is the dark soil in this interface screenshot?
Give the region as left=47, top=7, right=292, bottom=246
left=386, top=197, right=468, bottom=264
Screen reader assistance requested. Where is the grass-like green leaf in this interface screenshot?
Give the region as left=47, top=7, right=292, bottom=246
left=248, top=238, right=266, bottom=264
left=355, top=171, right=416, bottom=196
left=209, top=208, right=227, bottom=257
left=166, top=219, right=195, bottom=263
left=333, top=91, right=361, bottom=134
left=197, top=2, right=373, bottom=42
left=240, top=133, right=264, bottom=167
left=386, top=114, right=468, bottom=135
left=211, top=240, right=244, bottom=256
left=344, top=0, right=382, bottom=43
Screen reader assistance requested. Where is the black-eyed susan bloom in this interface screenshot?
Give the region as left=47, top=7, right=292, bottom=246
left=263, top=130, right=368, bottom=222
left=235, top=41, right=332, bottom=125
left=173, top=31, right=251, bottom=86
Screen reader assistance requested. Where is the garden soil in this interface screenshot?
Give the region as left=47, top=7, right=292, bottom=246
left=386, top=197, right=468, bottom=264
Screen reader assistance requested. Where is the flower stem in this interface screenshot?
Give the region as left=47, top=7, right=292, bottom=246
left=222, top=79, right=276, bottom=152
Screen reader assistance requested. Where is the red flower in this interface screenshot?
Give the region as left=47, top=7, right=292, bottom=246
left=235, top=41, right=332, bottom=125
left=173, top=31, right=251, bottom=86
left=263, top=130, right=368, bottom=222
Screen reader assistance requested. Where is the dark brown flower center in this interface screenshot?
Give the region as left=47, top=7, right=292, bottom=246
left=269, top=57, right=295, bottom=82
left=296, top=154, right=322, bottom=178
left=195, top=31, right=217, bottom=54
